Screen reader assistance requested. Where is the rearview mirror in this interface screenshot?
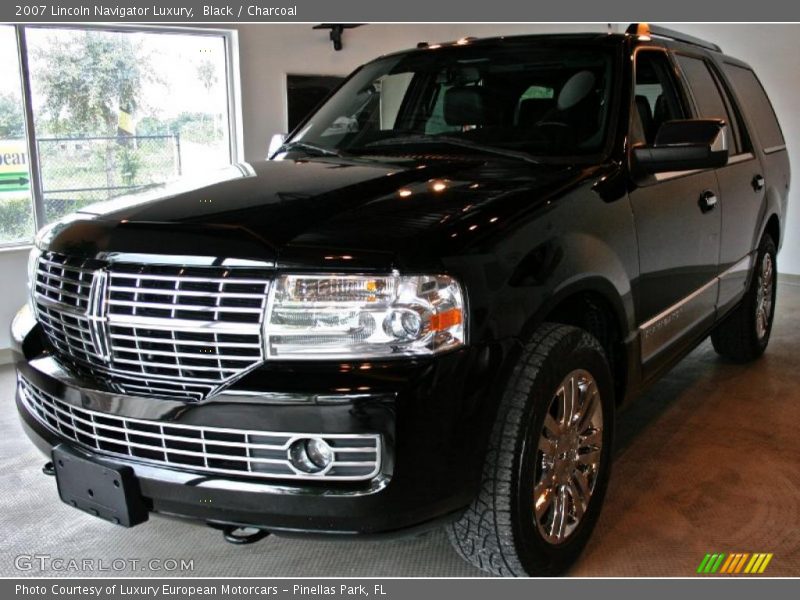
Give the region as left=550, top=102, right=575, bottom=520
left=267, top=133, right=287, bottom=159
left=632, top=119, right=728, bottom=175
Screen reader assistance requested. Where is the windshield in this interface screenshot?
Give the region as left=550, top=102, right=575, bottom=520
left=284, top=41, right=618, bottom=162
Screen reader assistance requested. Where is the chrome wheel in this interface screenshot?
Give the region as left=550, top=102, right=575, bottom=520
left=755, top=252, right=775, bottom=340
left=534, top=369, right=603, bottom=545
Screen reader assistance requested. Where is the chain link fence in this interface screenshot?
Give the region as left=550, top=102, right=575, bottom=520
left=37, top=133, right=182, bottom=223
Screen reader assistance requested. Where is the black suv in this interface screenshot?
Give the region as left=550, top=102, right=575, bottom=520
left=12, top=24, right=789, bottom=576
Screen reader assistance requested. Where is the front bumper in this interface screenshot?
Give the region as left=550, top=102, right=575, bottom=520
left=12, top=307, right=515, bottom=536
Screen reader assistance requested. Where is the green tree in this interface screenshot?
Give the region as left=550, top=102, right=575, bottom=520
left=0, top=92, right=25, bottom=138
left=31, top=30, right=150, bottom=195
left=197, top=59, right=218, bottom=96
left=196, top=58, right=219, bottom=134
left=32, top=30, right=146, bottom=136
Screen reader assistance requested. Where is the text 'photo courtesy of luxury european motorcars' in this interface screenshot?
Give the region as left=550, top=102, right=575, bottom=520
left=11, top=23, right=789, bottom=576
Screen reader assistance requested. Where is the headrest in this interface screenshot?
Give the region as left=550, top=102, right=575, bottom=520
left=557, top=71, right=596, bottom=111
left=444, top=87, right=496, bottom=126
left=635, top=95, right=653, bottom=121
left=517, top=98, right=555, bottom=127
left=653, top=94, right=670, bottom=122
left=635, top=95, right=655, bottom=141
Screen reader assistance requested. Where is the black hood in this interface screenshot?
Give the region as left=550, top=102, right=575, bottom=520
left=40, top=157, right=598, bottom=271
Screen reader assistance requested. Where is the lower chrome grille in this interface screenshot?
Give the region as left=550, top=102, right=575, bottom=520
left=33, top=252, right=271, bottom=401
left=18, top=375, right=382, bottom=481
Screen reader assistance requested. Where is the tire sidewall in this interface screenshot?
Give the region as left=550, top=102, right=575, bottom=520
left=750, top=235, right=778, bottom=353
left=510, top=330, right=615, bottom=575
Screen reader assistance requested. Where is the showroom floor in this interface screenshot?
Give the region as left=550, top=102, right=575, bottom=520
left=1, top=284, right=799, bottom=578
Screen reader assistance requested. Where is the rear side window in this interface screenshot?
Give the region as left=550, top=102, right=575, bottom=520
left=723, top=63, right=785, bottom=151
left=676, top=55, right=738, bottom=153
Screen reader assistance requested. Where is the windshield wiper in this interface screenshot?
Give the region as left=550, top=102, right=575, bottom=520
left=278, top=141, right=344, bottom=158
left=359, top=135, right=540, bottom=165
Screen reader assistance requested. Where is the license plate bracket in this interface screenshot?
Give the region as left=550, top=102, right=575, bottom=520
left=52, top=444, right=148, bottom=527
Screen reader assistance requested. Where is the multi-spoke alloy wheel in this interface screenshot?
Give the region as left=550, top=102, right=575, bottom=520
left=711, top=233, right=777, bottom=363
left=755, top=253, right=774, bottom=340
left=534, top=369, right=603, bottom=544
left=448, top=324, right=614, bottom=576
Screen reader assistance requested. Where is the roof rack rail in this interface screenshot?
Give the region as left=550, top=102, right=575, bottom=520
left=625, top=23, right=722, bottom=53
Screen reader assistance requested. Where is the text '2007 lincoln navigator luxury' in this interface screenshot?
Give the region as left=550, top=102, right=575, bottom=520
left=12, top=24, right=789, bottom=575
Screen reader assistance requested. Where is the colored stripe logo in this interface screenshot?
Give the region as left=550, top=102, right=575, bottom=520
left=697, top=553, right=773, bottom=574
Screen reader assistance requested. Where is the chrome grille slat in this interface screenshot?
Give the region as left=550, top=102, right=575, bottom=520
left=106, top=299, right=264, bottom=313
left=110, top=357, right=253, bottom=371
left=109, top=285, right=268, bottom=299
left=109, top=272, right=272, bottom=285
left=37, top=269, right=94, bottom=287
left=18, top=375, right=381, bottom=481
left=106, top=314, right=260, bottom=332
left=35, top=281, right=87, bottom=301
left=33, top=251, right=271, bottom=401
left=108, top=332, right=259, bottom=349
left=111, top=347, right=261, bottom=361
left=38, top=256, right=97, bottom=275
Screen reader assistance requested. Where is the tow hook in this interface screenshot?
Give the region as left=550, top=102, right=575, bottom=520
left=211, top=524, right=271, bottom=545
left=42, top=462, right=55, bottom=476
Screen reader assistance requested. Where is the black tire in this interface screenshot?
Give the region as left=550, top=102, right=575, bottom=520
left=447, top=323, right=615, bottom=576
left=711, top=233, right=777, bottom=363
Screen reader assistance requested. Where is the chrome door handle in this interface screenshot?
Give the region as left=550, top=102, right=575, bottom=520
left=699, top=190, right=718, bottom=213
left=752, top=174, right=765, bottom=191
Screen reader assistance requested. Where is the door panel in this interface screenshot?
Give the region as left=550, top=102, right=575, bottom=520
left=715, top=155, right=761, bottom=313
left=674, top=54, right=767, bottom=315
left=628, top=50, right=723, bottom=369
left=629, top=171, right=721, bottom=365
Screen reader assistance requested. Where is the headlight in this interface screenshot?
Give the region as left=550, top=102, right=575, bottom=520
left=264, top=273, right=465, bottom=359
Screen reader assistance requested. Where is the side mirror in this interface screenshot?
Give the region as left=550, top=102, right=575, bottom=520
left=632, top=119, right=729, bottom=175
left=267, top=133, right=287, bottom=160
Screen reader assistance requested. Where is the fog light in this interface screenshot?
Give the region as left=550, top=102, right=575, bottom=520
left=289, top=438, right=334, bottom=473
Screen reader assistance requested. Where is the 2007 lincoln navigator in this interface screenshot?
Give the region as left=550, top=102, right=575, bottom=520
left=12, top=24, right=789, bottom=575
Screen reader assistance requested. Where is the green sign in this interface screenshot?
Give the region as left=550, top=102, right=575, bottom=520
left=0, top=172, right=29, bottom=193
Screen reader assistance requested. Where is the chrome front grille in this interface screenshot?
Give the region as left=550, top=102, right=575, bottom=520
left=33, top=252, right=271, bottom=401
left=107, top=265, right=268, bottom=324
left=35, top=253, right=95, bottom=312
left=18, top=375, right=382, bottom=481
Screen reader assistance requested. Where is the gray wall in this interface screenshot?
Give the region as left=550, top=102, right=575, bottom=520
left=0, top=248, right=29, bottom=357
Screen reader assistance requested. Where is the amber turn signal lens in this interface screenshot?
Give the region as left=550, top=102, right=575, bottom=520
left=430, top=308, right=463, bottom=332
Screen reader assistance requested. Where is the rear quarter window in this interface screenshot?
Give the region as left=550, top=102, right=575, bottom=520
left=676, top=55, right=738, bottom=153
left=723, top=63, right=785, bottom=151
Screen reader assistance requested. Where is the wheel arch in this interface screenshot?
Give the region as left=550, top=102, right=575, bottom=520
left=522, top=276, right=633, bottom=406
left=763, top=213, right=781, bottom=249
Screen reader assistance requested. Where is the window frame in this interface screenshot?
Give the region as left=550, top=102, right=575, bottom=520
left=1, top=23, right=242, bottom=249
left=629, top=45, right=699, bottom=185
left=630, top=46, right=692, bottom=145
left=672, top=49, right=748, bottom=158
left=286, top=40, right=627, bottom=166
left=720, top=59, right=786, bottom=155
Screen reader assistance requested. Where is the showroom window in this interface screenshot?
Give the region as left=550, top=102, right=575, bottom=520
left=0, top=25, right=239, bottom=247
left=0, top=26, right=34, bottom=245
